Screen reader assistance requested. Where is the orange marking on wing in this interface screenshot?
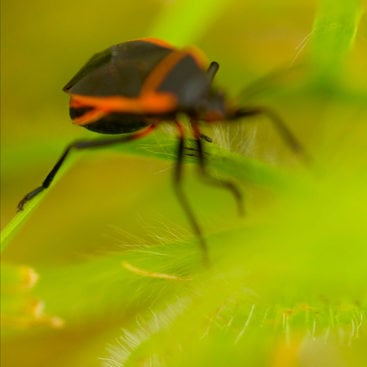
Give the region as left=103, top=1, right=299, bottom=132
left=184, top=46, right=208, bottom=69
left=141, top=50, right=188, bottom=94
left=141, top=47, right=208, bottom=97
left=70, top=98, right=87, bottom=108
left=70, top=92, right=177, bottom=118
left=73, top=109, right=108, bottom=125
left=139, top=91, right=177, bottom=112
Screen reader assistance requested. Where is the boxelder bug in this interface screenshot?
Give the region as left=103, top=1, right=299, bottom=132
left=18, top=38, right=305, bottom=264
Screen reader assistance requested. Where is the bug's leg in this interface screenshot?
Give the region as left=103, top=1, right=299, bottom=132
left=17, top=125, right=156, bottom=211
left=184, top=148, right=209, bottom=158
left=184, top=134, right=212, bottom=158
left=191, top=121, right=244, bottom=216
left=173, top=120, right=209, bottom=266
left=200, top=134, right=212, bottom=143
left=232, top=106, right=310, bottom=162
left=207, top=61, right=220, bottom=82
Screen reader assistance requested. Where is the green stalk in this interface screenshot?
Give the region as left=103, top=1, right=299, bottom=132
left=310, top=0, right=361, bottom=90
left=149, top=0, right=232, bottom=46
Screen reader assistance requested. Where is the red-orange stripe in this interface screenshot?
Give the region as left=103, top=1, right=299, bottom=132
left=140, top=50, right=187, bottom=94
left=69, top=91, right=177, bottom=125
left=72, top=109, right=108, bottom=125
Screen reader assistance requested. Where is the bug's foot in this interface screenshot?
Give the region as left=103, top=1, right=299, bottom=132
left=17, top=187, right=45, bottom=212
left=17, top=200, right=26, bottom=212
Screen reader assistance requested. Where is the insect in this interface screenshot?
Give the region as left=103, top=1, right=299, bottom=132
left=17, top=38, right=304, bottom=264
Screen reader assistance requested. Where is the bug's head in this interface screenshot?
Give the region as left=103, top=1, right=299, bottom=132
left=199, top=88, right=228, bottom=122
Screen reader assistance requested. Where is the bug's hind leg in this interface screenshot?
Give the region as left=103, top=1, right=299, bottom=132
left=173, top=120, right=209, bottom=266
left=17, top=125, right=156, bottom=211
left=190, top=120, right=244, bottom=216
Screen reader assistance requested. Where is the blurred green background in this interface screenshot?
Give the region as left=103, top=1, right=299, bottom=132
left=1, top=0, right=367, bottom=366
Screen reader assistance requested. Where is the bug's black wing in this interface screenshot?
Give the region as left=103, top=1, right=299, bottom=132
left=63, top=49, right=113, bottom=93
left=63, top=40, right=174, bottom=97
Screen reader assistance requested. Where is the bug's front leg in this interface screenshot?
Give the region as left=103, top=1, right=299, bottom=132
left=190, top=121, right=244, bottom=216
left=173, top=120, right=209, bottom=266
left=17, top=125, right=156, bottom=211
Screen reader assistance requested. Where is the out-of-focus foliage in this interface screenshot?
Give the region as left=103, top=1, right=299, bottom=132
left=1, top=0, right=366, bottom=366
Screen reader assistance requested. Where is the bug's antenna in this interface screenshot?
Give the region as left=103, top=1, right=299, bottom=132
left=207, top=62, right=220, bottom=82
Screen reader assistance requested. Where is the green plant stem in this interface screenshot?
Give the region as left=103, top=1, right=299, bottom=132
left=149, top=0, right=232, bottom=46
left=310, top=0, right=361, bottom=90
